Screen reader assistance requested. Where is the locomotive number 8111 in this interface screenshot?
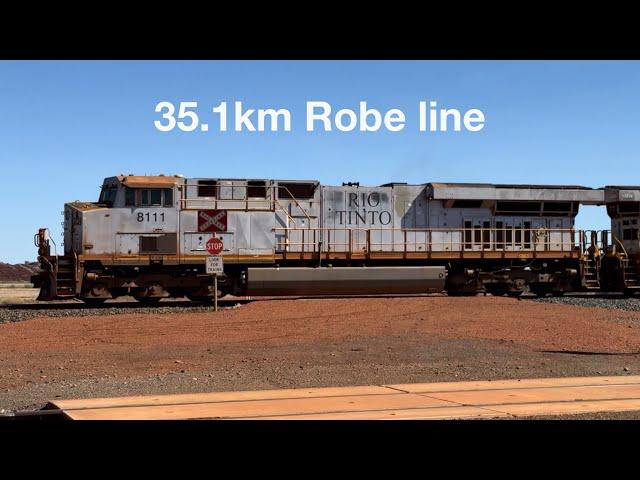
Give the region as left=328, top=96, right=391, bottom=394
left=31, top=174, right=640, bottom=303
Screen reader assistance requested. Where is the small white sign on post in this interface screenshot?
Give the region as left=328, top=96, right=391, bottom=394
left=206, top=256, right=223, bottom=311
left=206, top=256, right=224, bottom=275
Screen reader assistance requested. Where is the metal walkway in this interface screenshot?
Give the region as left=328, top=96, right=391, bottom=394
left=40, top=375, right=640, bottom=420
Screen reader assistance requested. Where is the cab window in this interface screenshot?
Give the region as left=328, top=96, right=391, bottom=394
left=125, top=188, right=174, bottom=207
left=125, top=188, right=135, bottom=206
left=623, top=228, right=639, bottom=241
left=150, top=189, right=162, bottom=206
left=164, top=188, right=173, bottom=205
left=99, top=185, right=117, bottom=206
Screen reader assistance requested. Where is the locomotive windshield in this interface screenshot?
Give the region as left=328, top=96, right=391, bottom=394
left=99, top=185, right=117, bottom=206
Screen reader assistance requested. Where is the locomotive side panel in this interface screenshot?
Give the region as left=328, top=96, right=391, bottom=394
left=274, top=180, right=320, bottom=254
left=394, top=185, right=428, bottom=252
left=321, top=185, right=395, bottom=253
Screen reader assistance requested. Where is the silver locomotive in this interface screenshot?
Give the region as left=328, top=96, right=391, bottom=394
left=32, top=175, right=640, bottom=302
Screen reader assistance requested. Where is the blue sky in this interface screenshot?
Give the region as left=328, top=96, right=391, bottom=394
left=1, top=60, right=638, bottom=263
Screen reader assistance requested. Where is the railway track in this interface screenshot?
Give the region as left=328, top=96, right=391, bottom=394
left=1, top=292, right=638, bottom=325
left=0, top=291, right=635, bottom=312
left=0, top=298, right=251, bottom=311
left=0, top=297, right=253, bottom=323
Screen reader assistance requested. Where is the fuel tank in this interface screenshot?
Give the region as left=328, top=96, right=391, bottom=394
left=246, top=266, right=446, bottom=296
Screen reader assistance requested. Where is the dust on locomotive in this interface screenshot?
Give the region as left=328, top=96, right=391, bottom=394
left=31, top=175, right=640, bottom=303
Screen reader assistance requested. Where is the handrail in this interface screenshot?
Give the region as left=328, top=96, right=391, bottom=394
left=612, top=235, right=629, bottom=259
left=277, top=185, right=313, bottom=223
left=273, top=227, right=583, bottom=254
left=49, top=234, right=58, bottom=259
left=37, top=228, right=59, bottom=277
left=273, top=197, right=298, bottom=228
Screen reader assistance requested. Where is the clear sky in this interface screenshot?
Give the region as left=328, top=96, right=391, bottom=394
left=1, top=60, right=638, bottom=263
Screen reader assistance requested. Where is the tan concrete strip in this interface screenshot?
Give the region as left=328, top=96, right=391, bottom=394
left=423, top=384, right=640, bottom=407
left=256, top=398, right=640, bottom=420
left=258, top=406, right=507, bottom=420
left=52, top=385, right=394, bottom=411
left=385, top=375, right=640, bottom=394
left=50, top=375, right=640, bottom=420
left=493, top=399, right=640, bottom=417
left=61, top=392, right=453, bottom=420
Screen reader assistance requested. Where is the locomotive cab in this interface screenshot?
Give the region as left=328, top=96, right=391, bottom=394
left=602, top=186, right=640, bottom=293
left=35, top=174, right=185, bottom=302
left=98, top=178, right=175, bottom=209
left=65, top=175, right=180, bottom=259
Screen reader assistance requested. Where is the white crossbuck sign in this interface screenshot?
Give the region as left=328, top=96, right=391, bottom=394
left=199, top=210, right=227, bottom=232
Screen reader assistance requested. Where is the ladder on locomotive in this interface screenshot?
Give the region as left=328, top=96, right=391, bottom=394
left=617, top=239, right=640, bottom=291
left=582, top=230, right=604, bottom=290
left=585, top=231, right=640, bottom=291
left=606, top=234, right=640, bottom=291
left=34, top=228, right=76, bottom=299
left=54, top=256, right=76, bottom=298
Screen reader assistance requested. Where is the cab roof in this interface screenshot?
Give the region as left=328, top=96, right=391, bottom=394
left=116, top=175, right=180, bottom=188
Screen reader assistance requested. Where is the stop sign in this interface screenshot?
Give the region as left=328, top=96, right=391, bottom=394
left=206, top=237, right=224, bottom=255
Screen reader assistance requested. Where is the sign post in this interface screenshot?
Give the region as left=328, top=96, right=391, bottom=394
left=205, top=238, right=224, bottom=311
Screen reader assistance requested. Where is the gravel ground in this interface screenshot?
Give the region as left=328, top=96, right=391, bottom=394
left=0, top=302, right=242, bottom=323
left=510, top=411, right=640, bottom=420
left=530, top=296, right=640, bottom=313
left=5, top=294, right=639, bottom=324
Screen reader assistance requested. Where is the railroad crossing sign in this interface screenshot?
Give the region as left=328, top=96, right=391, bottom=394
left=206, top=237, right=224, bottom=255
left=205, top=255, right=224, bottom=275
left=198, top=209, right=227, bottom=232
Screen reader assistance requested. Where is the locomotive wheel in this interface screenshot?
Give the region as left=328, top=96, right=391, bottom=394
left=507, top=278, right=528, bottom=297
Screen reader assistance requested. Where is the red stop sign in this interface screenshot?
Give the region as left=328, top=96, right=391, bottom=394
left=206, top=237, right=224, bottom=255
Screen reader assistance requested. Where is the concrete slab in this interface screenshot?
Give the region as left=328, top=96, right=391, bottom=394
left=49, top=375, right=640, bottom=420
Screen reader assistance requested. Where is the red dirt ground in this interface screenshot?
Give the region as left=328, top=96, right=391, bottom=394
left=2, top=296, right=640, bottom=412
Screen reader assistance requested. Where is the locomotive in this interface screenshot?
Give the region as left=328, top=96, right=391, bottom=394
left=31, top=174, right=640, bottom=303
